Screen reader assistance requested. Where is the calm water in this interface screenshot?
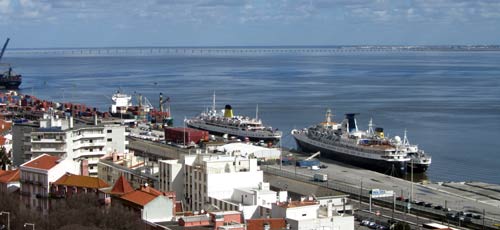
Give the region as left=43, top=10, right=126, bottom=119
left=4, top=50, right=500, bottom=184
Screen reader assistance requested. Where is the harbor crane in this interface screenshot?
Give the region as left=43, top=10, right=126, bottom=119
left=305, top=151, right=321, bottom=161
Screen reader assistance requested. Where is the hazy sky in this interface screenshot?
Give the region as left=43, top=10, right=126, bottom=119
left=1, top=0, right=499, bottom=48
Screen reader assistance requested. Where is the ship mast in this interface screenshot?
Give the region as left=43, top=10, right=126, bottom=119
left=403, top=129, right=409, bottom=146
left=256, top=104, right=259, bottom=120
left=212, top=91, right=216, bottom=112
left=368, top=118, right=374, bottom=135
left=325, top=109, right=332, bottom=123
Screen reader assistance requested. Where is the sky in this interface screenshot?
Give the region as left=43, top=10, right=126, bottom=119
left=1, top=0, right=500, bottom=48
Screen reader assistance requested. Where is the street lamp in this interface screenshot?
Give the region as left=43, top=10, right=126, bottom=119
left=0, top=211, right=9, bottom=230
left=23, top=223, right=35, bottom=230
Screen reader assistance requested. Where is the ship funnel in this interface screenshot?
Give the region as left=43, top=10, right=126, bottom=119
left=375, top=127, right=384, bottom=138
left=224, top=105, right=233, bottom=118
left=344, top=113, right=359, bottom=133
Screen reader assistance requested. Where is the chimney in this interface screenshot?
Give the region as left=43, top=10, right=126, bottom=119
left=81, top=159, right=89, bottom=176
left=69, top=116, right=74, bottom=129
left=94, top=114, right=98, bottom=125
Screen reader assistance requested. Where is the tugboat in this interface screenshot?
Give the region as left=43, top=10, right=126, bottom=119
left=292, top=109, right=424, bottom=176
left=0, top=38, right=22, bottom=89
left=185, top=93, right=282, bottom=143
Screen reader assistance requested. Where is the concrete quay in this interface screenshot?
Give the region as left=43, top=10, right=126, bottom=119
left=264, top=151, right=500, bottom=228
left=127, top=138, right=500, bottom=229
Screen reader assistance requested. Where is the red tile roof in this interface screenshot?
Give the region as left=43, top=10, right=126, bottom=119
left=110, top=174, right=134, bottom=195
left=120, top=185, right=172, bottom=207
left=0, top=120, right=12, bottom=134
left=0, top=136, right=6, bottom=145
left=54, top=173, right=109, bottom=189
left=120, top=190, right=158, bottom=207
left=0, top=169, right=20, bottom=183
left=246, top=218, right=287, bottom=230
left=22, top=154, right=60, bottom=170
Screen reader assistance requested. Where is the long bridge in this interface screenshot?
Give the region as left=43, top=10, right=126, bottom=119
left=5, top=45, right=500, bottom=57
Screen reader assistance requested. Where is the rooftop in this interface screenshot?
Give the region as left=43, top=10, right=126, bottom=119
left=110, top=174, right=134, bottom=195
left=21, top=154, right=60, bottom=170
left=120, top=189, right=158, bottom=207
left=276, top=200, right=319, bottom=208
left=0, top=169, right=20, bottom=183
left=54, top=173, right=109, bottom=189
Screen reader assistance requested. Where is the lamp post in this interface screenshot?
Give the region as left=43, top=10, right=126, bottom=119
left=0, top=211, right=9, bottom=230
left=24, top=223, right=35, bottom=230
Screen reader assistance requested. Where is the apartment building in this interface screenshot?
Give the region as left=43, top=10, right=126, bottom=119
left=27, top=113, right=128, bottom=176
left=19, top=154, right=78, bottom=211
left=159, top=153, right=286, bottom=218
left=98, top=151, right=158, bottom=189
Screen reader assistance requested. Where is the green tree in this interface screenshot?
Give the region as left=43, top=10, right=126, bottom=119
left=0, top=147, right=11, bottom=171
left=393, top=221, right=412, bottom=230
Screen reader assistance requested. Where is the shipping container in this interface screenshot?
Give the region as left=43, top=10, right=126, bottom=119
left=296, top=159, right=320, bottom=167
left=165, top=127, right=209, bottom=144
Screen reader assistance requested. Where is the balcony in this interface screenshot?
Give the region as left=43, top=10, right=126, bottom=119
left=31, top=147, right=66, bottom=153
left=73, top=133, right=105, bottom=140
left=72, top=141, right=106, bottom=150
left=32, top=138, right=66, bottom=143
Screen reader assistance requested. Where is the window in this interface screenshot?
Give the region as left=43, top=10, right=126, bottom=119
left=107, top=138, right=112, bottom=142
left=107, top=130, right=112, bottom=133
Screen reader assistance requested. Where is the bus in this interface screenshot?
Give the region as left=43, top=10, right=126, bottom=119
left=422, top=222, right=461, bottom=230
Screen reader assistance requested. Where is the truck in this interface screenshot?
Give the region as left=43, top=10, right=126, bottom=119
left=313, top=173, right=328, bottom=182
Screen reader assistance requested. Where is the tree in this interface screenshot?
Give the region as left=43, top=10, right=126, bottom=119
left=393, top=221, right=411, bottom=230
left=0, top=147, right=11, bottom=170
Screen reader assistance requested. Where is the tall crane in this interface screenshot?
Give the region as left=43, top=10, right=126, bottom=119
left=0, top=38, right=9, bottom=63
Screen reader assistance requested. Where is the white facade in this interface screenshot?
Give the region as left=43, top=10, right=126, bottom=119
left=142, top=196, right=174, bottom=223
left=30, top=114, right=128, bottom=176
left=159, top=153, right=272, bottom=214
left=215, top=143, right=281, bottom=160
left=20, top=154, right=79, bottom=211
left=271, top=199, right=354, bottom=230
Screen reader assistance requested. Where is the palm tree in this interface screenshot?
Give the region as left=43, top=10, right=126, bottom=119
left=0, top=146, right=11, bottom=170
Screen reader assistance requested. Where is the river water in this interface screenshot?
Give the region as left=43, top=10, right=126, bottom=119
left=5, top=49, right=500, bottom=184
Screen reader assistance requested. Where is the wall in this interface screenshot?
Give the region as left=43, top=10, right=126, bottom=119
left=143, top=196, right=174, bottom=223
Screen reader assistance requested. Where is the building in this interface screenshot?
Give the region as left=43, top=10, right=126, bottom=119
left=98, top=151, right=158, bottom=189
left=50, top=173, right=109, bottom=198
left=215, top=142, right=281, bottom=160
left=28, top=113, right=129, bottom=176
left=271, top=197, right=354, bottom=230
left=117, top=185, right=176, bottom=223
left=177, top=211, right=244, bottom=229
left=11, top=120, right=39, bottom=166
left=159, top=154, right=262, bottom=211
left=159, top=153, right=287, bottom=220
left=0, top=169, right=20, bottom=193
left=246, top=218, right=288, bottom=230
left=19, top=154, right=78, bottom=211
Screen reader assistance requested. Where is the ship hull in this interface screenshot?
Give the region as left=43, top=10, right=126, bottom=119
left=407, top=163, right=429, bottom=173
left=187, top=122, right=280, bottom=143
left=0, top=79, right=21, bottom=89
left=294, top=135, right=408, bottom=176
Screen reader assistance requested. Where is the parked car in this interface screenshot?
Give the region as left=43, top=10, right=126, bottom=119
left=396, top=196, right=404, bottom=201
left=416, top=201, right=426, bottom=206
left=361, top=220, right=371, bottom=226
left=424, top=202, right=433, bottom=207
left=368, top=222, right=378, bottom=229
left=472, top=213, right=481, bottom=219
left=319, top=164, right=328, bottom=169
left=434, top=205, right=443, bottom=210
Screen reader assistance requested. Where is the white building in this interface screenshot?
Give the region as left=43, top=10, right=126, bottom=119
left=29, top=113, right=128, bottom=176
left=215, top=143, right=281, bottom=160
left=159, top=153, right=285, bottom=219
left=19, top=154, right=79, bottom=211
left=271, top=197, right=354, bottom=230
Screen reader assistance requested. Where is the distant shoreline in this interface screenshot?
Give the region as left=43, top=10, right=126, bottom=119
left=7, top=45, right=500, bottom=51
